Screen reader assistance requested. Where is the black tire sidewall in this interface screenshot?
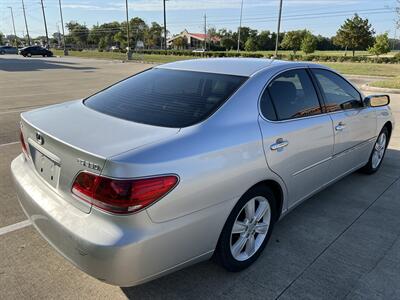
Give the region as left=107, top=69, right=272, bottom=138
left=215, top=185, right=277, bottom=272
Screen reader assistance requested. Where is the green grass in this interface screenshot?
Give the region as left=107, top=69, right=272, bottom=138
left=53, top=50, right=400, bottom=89
left=320, top=62, right=400, bottom=77
left=255, top=50, right=375, bottom=57
left=368, top=77, right=400, bottom=89
left=53, top=49, right=194, bottom=63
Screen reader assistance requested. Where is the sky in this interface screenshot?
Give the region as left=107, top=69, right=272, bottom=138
left=0, top=0, right=398, bottom=39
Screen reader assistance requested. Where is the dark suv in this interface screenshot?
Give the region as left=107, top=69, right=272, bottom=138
left=19, top=46, right=53, bottom=57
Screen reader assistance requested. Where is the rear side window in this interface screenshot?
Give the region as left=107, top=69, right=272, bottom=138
left=85, top=68, right=247, bottom=128
left=261, top=69, right=322, bottom=121
left=312, top=69, right=362, bottom=112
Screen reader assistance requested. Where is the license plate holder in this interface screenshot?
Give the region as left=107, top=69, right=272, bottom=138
left=31, top=148, right=60, bottom=188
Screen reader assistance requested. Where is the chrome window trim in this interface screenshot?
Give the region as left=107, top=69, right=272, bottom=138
left=258, top=66, right=368, bottom=124
left=309, top=67, right=364, bottom=109
left=258, top=66, right=325, bottom=124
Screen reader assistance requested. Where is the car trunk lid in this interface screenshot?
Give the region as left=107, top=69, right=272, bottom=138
left=20, top=100, right=179, bottom=213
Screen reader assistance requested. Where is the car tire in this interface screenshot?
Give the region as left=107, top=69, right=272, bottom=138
left=214, top=185, right=277, bottom=272
left=42, top=54, right=46, bottom=57
left=27, top=53, right=32, bottom=57
left=0, top=51, right=5, bottom=55
left=361, top=127, right=389, bottom=174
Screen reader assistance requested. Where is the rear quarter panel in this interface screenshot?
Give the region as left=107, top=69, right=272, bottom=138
left=104, top=69, right=288, bottom=223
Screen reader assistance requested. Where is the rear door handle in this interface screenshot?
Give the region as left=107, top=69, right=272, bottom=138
left=335, top=122, right=346, bottom=131
left=270, top=138, right=289, bottom=151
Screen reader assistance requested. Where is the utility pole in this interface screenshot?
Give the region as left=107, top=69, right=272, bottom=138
left=125, top=0, right=132, bottom=59
left=56, top=23, right=61, bottom=47
left=40, top=0, right=49, bottom=48
left=21, top=0, right=31, bottom=45
left=7, top=7, right=17, bottom=47
left=58, top=0, right=68, bottom=55
left=163, top=0, right=167, bottom=50
left=203, top=14, right=207, bottom=51
left=274, top=0, right=283, bottom=57
left=237, top=0, right=244, bottom=52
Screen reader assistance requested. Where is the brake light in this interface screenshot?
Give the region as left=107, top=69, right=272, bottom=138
left=20, top=130, right=28, bottom=156
left=72, top=172, right=178, bottom=214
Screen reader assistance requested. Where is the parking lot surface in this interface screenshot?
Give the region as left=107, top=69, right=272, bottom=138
left=0, top=55, right=399, bottom=299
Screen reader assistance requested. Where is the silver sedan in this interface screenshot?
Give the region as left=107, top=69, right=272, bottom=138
left=11, top=58, right=394, bottom=287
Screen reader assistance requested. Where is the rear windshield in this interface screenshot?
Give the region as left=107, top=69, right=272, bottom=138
left=84, top=68, right=247, bottom=128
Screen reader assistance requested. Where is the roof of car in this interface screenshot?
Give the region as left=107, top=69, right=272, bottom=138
left=157, top=58, right=293, bottom=77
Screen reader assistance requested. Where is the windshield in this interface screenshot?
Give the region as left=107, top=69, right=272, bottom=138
left=84, top=68, right=247, bottom=128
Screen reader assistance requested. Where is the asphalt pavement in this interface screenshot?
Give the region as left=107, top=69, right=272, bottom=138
left=0, top=55, right=399, bottom=299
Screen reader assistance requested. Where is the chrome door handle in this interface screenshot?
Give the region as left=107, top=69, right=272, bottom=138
left=335, top=122, right=346, bottom=131
left=270, top=138, right=289, bottom=151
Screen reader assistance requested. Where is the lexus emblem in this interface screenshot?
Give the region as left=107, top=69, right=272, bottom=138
left=35, top=132, right=44, bottom=145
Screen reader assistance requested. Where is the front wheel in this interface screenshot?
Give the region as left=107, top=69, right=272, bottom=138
left=361, top=127, right=389, bottom=174
left=214, top=185, right=277, bottom=272
left=27, top=53, right=32, bottom=57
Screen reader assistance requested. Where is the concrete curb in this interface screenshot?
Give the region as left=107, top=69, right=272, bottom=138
left=361, top=84, right=400, bottom=94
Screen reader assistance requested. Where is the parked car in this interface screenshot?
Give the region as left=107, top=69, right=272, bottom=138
left=11, top=59, right=394, bottom=287
left=0, top=45, right=18, bottom=54
left=19, top=46, right=53, bottom=57
left=192, top=48, right=207, bottom=53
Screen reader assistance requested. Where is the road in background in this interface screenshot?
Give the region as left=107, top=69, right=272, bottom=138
left=0, top=55, right=399, bottom=299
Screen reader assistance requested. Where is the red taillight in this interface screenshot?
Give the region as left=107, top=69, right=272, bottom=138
left=20, top=130, right=28, bottom=156
left=72, top=172, right=178, bottom=214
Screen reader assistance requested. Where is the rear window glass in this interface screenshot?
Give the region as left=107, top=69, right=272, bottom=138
left=84, top=68, right=247, bottom=128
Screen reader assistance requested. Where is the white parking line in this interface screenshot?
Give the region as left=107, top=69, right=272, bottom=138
left=0, top=141, right=19, bottom=147
left=0, top=220, right=31, bottom=236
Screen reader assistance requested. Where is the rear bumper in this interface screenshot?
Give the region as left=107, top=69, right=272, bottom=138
left=11, top=155, right=223, bottom=286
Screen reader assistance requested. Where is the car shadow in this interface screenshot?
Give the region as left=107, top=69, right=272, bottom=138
left=0, top=57, right=97, bottom=72
left=121, top=148, right=400, bottom=299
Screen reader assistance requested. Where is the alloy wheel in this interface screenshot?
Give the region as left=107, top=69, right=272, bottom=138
left=229, top=196, right=271, bottom=261
left=372, top=132, right=387, bottom=169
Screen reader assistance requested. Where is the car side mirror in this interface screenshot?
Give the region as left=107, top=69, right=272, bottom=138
left=364, top=95, right=390, bottom=107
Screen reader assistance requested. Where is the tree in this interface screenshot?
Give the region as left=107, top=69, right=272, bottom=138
left=0, top=32, right=4, bottom=45
left=219, top=29, right=236, bottom=50
left=368, top=33, right=391, bottom=56
left=171, top=36, right=187, bottom=49
left=244, top=37, right=257, bottom=51
left=235, top=27, right=256, bottom=50
left=334, top=14, right=374, bottom=56
left=130, top=17, right=148, bottom=48
left=281, top=30, right=306, bottom=54
left=146, top=22, right=162, bottom=48
left=301, top=32, right=317, bottom=54
left=66, top=21, right=89, bottom=48
left=255, top=31, right=274, bottom=51
left=98, top=37, right=107, bottom=51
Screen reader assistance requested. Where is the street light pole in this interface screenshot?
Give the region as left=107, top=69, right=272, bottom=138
left=163, top=0, right=167, bottom=50
left=7, top=7, right=17, bottom=47
left=237, top=0, right=244, bottom=52
left=58, top=0, right=68, bottom=55
left=125, top=0, right=132, bottom=60
left=21, top=0, right=31, bottom=45
left=274, top=0, right=283, bottom=57
left=40, top=0, right=49, bottom=48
